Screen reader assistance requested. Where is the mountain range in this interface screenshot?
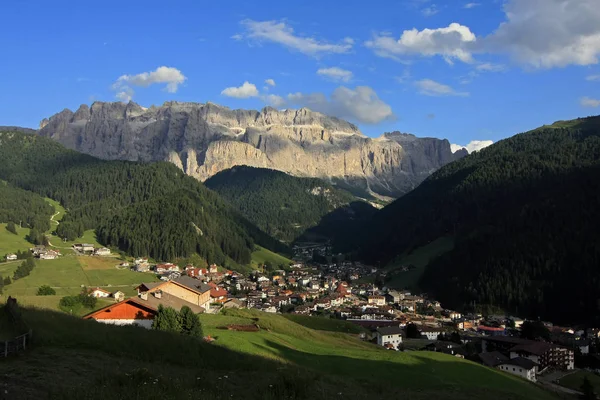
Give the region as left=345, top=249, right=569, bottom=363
left=37, top=101, right=467, bottom=199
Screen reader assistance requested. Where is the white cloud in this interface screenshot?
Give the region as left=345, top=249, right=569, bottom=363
left=265, top=78, right=276, bottom=86
left=111, top=66, right=186, bottom=101
left=463, top=2, right=480, bottom=8
left=285, top=86, right=394, bottom=124
left=365, top=23, right=476, bottom=64
left=581, top=96, right=600, bottom=107
left=221, top=81, right=259, bottom=98
left=240, top=19, right=352, bottom=56
left=114, top=66, right=186, bottom=93
left=415, top=79, right=469, bottom=96
left=317, top=67, right=353, bottom=82
left=115, top=88, right=134, bottom=103
left=485, top=0, right=600, bottom=68
left=476, top=62, right=505, bottom=72
left=451, top=140, right=493, bottom=153
left=263, top=94, right=286, bottom=108
left=586, top=75, right=600, bottom=81
left=368, top=0, right=600, bottom=69
left=422, top=5, right=439, bottom=17
left=231, top=34, right=243, bottom=40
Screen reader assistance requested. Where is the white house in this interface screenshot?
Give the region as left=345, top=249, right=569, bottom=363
left=5, top=254, right=17, bottom=261
left=82, top=244, right=95, bottom=252
left=112, top=291, right=125, bottom=302
left=497, top=357, right=537, bottom=382
left=376, top=326, right=404, bottom=349
left=368, top=295, right=386, bottom=306
left=421, top=328, right=443, bottom=340
left=94, top=247, right=111, bottom=256
left=89, top=287, right=111, bottom=298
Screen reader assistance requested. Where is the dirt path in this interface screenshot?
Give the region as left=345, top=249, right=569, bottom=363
left=50, top=211, right=60, bottom=226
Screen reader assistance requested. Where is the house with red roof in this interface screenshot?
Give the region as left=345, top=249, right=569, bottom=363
left=83, top=298, right=157, bottom=328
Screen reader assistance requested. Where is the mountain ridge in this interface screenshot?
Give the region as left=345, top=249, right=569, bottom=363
left=38, top=101, right=467, bottom=198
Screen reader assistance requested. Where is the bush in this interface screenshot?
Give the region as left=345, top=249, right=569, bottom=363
left=37, top=285, right=56, bottom=296
left=59, top=296, right=78, bottom=308
left=6, top=221, right=17, bottom=235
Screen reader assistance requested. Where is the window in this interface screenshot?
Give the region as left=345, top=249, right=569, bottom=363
left=513, top=368, right=515, bottom=371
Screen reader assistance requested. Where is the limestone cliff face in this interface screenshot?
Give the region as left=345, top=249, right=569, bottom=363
left=38, top=101, right=466, bottom=198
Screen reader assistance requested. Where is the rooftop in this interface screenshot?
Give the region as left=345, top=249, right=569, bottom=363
left=137, top=292, right=205, bottom=314
left=377, top=326, right=404, bottom=336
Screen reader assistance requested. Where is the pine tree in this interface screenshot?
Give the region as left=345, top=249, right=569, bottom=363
left=179, top=306, right=203, bottom=337
left=152, top=305, right=181, bottom=332
left=6, top=221, right=17, bottom=235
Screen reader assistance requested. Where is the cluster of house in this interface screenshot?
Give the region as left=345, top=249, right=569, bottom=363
left=73, top=244, right=111, bottom=256
left=82, top=256, right=591, bottom=386
left=30, top=246, right=61, bottom=260
left=84, top=275, right=235, bottom=327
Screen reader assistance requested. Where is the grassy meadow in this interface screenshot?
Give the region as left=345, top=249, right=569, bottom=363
left=250, top=245, right=293, bottom=270
left=0, top=255, right=159, bottom=312
left=0, top=306, right=560, bottom=400
left=557, top=370, right=600, bottom=393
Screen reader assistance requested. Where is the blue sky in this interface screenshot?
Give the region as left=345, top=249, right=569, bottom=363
left=1, top=0, right=599, bottom=150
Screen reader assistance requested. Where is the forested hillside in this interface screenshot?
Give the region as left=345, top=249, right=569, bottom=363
left=0, top=181, right=54, bottom=232
left=0, top=131, right=286, bottom=265
left=205, top=166, right=367, bottom=242
left=356, top=116, right=600, bottom=324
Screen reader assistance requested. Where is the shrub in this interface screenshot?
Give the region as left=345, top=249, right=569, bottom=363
left=37, top=285, right=57, bottom=296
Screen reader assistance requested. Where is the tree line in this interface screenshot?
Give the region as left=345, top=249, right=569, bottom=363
left=205, top=166, right=359, bottom=243
left=341, top=116, right=600, bottom=325
left=0, top=131, right=287, bottom=263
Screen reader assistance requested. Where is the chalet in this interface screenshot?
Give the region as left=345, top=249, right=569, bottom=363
left=482, top=336, right=574, bottom=370
left=88, top=287, right=111, bottom=298
left=39, top=250, right=60, bottom=260
left=112, top=291, right=125, bottom=302
left=83, top=298, right=157, bottom=328
left=82, top=244, right=95, bottom=252
left=135, top=262, right=150, bottom=272
left=293, top=305, right=311, bottom=315
left=136, top=276, right=212, bottom=311
left=368, top=295, right=386, bottom=306
left=155, top=263, right=179, bottom=273
left=208, top=282, right=228, bottom=304
left=386, top=290, right=403, bottom=304
left=376, top=326, right=404, bottom=349
left=497, top=358, right=537, bottom=382
left=120, top=262, right=130, bottom=267
left=315, top=298, right=332, bottom=309
left=30, top=246, right=47, bottom=256
left=222, top=298, right=244, bottom=309
left=448, top=311, right=462, bottom=320
left=94, top=247, right=111, bottom=256
left=209, top=264, right=218, bottom=274
left=270, top=296, right=290, bottom=308
left=5, top=254, right=17, bottom=261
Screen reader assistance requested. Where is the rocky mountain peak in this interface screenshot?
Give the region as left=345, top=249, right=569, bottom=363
left=37, top=101, right=464, bottom=198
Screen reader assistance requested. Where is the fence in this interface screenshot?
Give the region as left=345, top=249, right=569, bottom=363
left=2, top=330, right=33, bottom=357
left=1, top=296, right=32, bottom=357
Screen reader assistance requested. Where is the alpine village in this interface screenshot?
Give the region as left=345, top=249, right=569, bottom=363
left=2, top=1, right=600, bottom=399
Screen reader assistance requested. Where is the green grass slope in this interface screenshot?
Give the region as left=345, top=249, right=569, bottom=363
left=250, top=245, right=293, bottom=270
left=1, top=306, right=557, bottom=400
left=0, top=256, right=159, bottom=313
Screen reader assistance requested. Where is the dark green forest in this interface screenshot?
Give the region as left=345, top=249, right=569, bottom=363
left=0, top=181, right=53, bottom=231
left=350, top=116, right=600, bottom=324
left=0, top=131, right=286, bottom=264
left=205, top=166, right=362, bottom=242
